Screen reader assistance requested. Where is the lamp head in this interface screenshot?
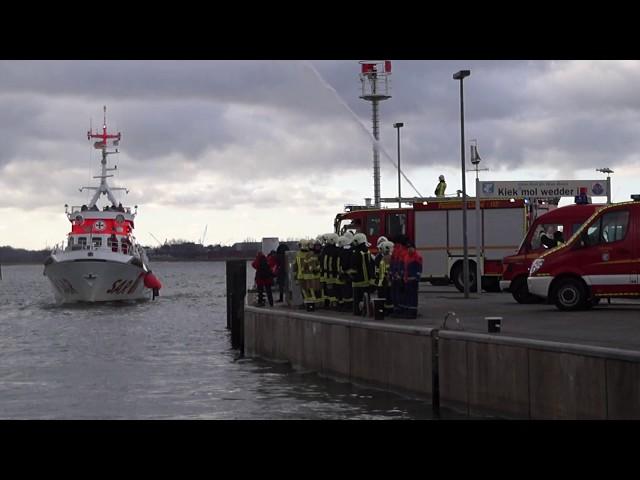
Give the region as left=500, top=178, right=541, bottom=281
left=453, top=70, right=471, bottom=80
left=393, top=122, right=404, bottom=128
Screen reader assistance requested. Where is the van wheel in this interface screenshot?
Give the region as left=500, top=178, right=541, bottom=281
left=511, top=276, right=542, bottom=304
left=553, top=278, right=587, bottom=311
left=451, top=262, right=477, bottom=293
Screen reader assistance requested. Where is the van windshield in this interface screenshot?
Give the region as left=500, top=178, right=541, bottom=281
left=522, top=222, right=565, bottom=252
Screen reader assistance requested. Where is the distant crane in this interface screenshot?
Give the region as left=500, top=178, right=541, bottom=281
left=149, top=232, right=163, bottom=247
left=200, top=225, right=208, bottom=246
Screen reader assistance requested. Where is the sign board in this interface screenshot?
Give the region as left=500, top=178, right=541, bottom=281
left=261, top=237, right=279, bottom=254
left=478, top=180, right=608, bottom=199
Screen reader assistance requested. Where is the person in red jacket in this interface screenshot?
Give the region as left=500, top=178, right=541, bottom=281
left=252, top=251, right=274, bottom=306
left=390, top=236, right=408, bottom=316
left=403, top=242, right=423, bottom=319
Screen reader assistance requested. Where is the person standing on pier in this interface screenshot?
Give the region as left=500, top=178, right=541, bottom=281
left=275, top=242, right=289, bottom=303
left=337, top=233, right=354, bottom=312
left=435, top=175, right=447, bottom=197
left=322, top=233, right=340, bottom=309
left=294, top=239, right=310, bottom=306
left=376, top=241, right=395, bottom=315
left=308, top=238, right=323, bottom=306
left=390, top=235, right=408, bottom=317
left=350, top=233, right=374, bottom=316
left=403, top=242, right=423, bottom=319
left=252, top=251, right=274, bottom=307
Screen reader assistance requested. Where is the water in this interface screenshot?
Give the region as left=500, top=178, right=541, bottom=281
left=0, top=262, right=465, bottom=419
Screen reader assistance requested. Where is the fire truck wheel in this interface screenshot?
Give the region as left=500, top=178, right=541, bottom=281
left=511, top=276, right=542, bottom=304
left=553, top=278, right=588, bottom=311
left=451, top=262, right=477, bottom=293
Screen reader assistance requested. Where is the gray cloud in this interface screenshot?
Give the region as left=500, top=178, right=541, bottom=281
left=2, top=60, right=640, bottom=212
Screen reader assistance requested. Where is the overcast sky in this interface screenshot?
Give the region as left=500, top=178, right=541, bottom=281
left=1, top=60, right=639, bottom=250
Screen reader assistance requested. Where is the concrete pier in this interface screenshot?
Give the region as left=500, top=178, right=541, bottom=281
left=242, top=286, right=640, bottom=419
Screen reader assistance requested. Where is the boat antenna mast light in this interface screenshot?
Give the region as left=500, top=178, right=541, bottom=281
left=82, top=106, right=127, bottom=208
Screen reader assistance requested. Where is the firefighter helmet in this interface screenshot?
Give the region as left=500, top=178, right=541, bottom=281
left=376, top=236, right=388, bottom=247
left=380, top=241, right=394, bottom=256
left=337, top=235, right=350, bottom=248
left=352, top=233, right=370, bottom=247
left=326, top=233, right=339, bottom=246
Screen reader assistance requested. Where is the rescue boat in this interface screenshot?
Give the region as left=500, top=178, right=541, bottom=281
left=43, top=106, right=161, bottom=303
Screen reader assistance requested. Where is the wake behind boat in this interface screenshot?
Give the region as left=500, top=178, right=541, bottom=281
left=44, top=106, right=162, bottom=303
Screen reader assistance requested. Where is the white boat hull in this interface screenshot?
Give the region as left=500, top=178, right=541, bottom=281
left=44, top=258, right=151, bottom=303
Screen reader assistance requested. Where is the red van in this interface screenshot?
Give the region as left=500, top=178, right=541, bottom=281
left=501, top=203, right=603, bottom=303
left=528, top=196, right=640, bottom=310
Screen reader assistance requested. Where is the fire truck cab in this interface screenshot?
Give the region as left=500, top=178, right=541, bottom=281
left=527, top=195, right=640, bottom=310
left=335, top=197, right=540, bottom=292
left=501, top=202, right=604, bottom=303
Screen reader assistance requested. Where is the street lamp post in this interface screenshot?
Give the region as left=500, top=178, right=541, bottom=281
left=453, top=69, right=471, bottom=299
left=393, top=122, right=404, bottom=208
left=596, top=168, right=614, bottom=204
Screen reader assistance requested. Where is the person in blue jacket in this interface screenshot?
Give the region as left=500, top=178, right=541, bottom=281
left=403, top=241, right=423, bottom=319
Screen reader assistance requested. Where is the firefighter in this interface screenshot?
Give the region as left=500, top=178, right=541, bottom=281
left=376, top=240, right=395, bottom=315
left=337, top=234, right=353, bottom=312
left=403, top=241, right=423, bottom=319
left=435, top=175, right=447, bottom=197
left=350, top=233, right=374, bottom=316
left=318, top=233, right=332, bottom=307
left=308, top=237, right=323, bottom=306
left=373, top=236, right=388, bottom=268
left=303, top=239, right=322, bottom=304
left=553, top=230, right=565, bottom=246
left=294, top=239, right=311, bottom=307
left=323, top=233, right=340, bottom=309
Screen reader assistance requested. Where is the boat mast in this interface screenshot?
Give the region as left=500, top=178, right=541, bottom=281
left=82, top=106, right=127, bottom=208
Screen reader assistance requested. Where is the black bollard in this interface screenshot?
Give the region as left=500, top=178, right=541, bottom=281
left=373, top=298, right=385, bottom=320
left=487, top=316, right=502, bottom=333
left=226, top=259, right=247, bottom=354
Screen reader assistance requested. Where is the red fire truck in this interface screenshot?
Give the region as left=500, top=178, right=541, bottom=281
left=334, top=197, right=551, bottom=292
left=501, top=202, right=604, bottom=303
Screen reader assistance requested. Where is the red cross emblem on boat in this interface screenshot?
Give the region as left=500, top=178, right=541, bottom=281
left=94, top=220, right=106, bottom=231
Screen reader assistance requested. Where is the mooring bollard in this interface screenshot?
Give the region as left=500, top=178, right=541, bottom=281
left=486, top=316, right=502, bottom=333
left=226, top=259, right=247, bottom=353
left=373, top=298, right=385, bottom=320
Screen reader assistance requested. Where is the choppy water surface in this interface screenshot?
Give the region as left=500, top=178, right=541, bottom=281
left=0, top=262, right=464, bottom=419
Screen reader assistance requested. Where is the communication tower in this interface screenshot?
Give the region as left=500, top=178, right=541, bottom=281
left=359, top=60, right=392, bottom=208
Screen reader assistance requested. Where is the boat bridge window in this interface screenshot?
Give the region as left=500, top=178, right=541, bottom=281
left=77, top=237, right=87, bottom=247
left=92, top=237, right=102, bottom=248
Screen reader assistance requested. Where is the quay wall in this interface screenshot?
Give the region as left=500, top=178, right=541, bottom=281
left=244, top=306, right=640, bottom=419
